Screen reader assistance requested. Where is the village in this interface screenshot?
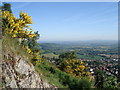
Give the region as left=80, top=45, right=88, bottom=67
left=81, top=57, right=118, bottom=79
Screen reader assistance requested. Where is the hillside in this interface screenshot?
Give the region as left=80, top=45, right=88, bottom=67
left=0, top=39, right=2, bottom=89
left=2, top=36, right=56, bottom=88
left=2, top=36, right=92, bottom=89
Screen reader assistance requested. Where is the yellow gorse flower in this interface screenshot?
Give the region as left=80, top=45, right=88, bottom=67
left=2, top=11, right=36, bottom=38
left=32, top=52, right=40, bottom=60
left=28, top=34, right=36, bottom=38
left=25, top=45, right=31, bottom=54
left=62, top=59, right=92, bottom=80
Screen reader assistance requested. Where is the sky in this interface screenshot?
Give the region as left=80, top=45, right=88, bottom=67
left=9, top=2, right=118, bottom=41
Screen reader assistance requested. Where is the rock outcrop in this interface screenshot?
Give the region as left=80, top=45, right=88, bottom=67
left=2, top=54, right=56, bottom=89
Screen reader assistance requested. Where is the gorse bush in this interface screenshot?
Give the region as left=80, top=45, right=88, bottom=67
left=2, top=11, right=35, bottom=38
left=59, top=59, right=92, bottom=81
left=37, top=59, right=91, bottom=89
left=25, top=45, right=32, bottom=54
left=2, top=9, right=41, bottom=65
left=56, top=52, right=77, bottom=65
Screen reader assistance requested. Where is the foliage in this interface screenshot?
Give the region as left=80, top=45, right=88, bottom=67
left=2, top=10, right=35, bottom=38
left=103, top=76, right=118, bottom=88
left=94, top=69, right=118, bottom=88
left=27, top=31, right=40, bottom=52
left=2, top=4, right=40, bottom=64
left=56, top=51, right=77, bottom=65
left=94, top=69, right=104, bottom=88
left=59, top=59, right=92, bottom=81
left=59, top=51, right=77, bottom=60
left=31, top=51, right=41, bottom=66
left=35, top=59, right=91, bottom=89
left=0, top=7, right=2, bottom=39
left=25, top=45, right=31, bottom=54
left=27, top=31, right=41, bottom=65
left=2, top=3, right=12, bottom=13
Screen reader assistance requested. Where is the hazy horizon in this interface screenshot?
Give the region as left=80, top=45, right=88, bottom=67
left=38, top=39, right=118, bottom=43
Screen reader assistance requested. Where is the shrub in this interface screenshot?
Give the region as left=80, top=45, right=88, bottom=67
left=59, top=59, right=92, bottom=81
left=38, top=60, right=91, bottom=89
left=2, top=11, right=35, bottom=38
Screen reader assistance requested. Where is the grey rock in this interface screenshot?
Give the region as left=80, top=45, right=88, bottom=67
left=2, top=54, right=57, bottom=89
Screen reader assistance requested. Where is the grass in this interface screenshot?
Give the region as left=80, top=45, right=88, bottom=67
left=2, top=35, right=30, bottom=61
left=41, top=53, right=59, bottom=58
left=35, top=61, right=68, bottom=88
left=2, top=35, right=66, bottom=88
left=0, top=39, right=2, bottom=89
left=35, top=59, right=92, bottom=89
left=35, top=60, right=91, bottom=90
left=0, top=39, right=2, bottom=59
left=77, top=54, right=104, bottom=60
left=2, top=35, right=92, bottom=88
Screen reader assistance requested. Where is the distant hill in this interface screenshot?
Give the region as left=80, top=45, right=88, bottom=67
left=39, top=40, right=118, bottom=46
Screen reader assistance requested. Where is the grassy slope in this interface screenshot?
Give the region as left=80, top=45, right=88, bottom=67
left=0, top=39, right=2, bottom=59
left=0, top=39, right=2, bottom=89
left=35, top=61, right=68, bottom=88
left=35, top=60, right=92, bottom=88
left=2, top=35, right=29, bottom=59
left=2, top=36, right=68, bottom=88
left=2, top=35, right=92, bottom=88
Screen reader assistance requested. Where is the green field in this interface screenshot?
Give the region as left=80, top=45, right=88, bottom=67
left=77, top=54, right=105, bottom=60
left=40, top=42, right=118, bottom=60
left=41, top=53, right=58, bottom=58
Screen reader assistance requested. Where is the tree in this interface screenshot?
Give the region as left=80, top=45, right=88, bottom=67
left=94, top=69, right=104, bottom=88
left=27, top=31, right=40, bottom=52
left=27, top=31, right=41, bottom=65
left=59, top=52, right=77, bottom=60
left=2, top=3, right=12, bottom=13
left=103, top=76, right=118, bottom=88
left=57, top=52, right=77, bottom=65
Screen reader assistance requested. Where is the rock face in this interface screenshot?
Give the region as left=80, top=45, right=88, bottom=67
left=2, top=54, right=56, bottom=88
